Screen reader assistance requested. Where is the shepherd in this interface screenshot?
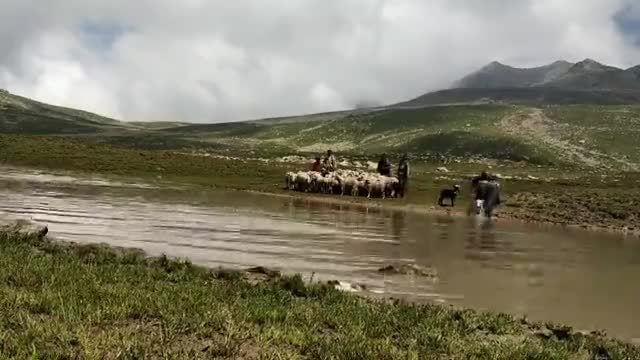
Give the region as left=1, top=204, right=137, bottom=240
left=322, top=150, right=337, bottom=175
left=396, top=154, right=410, bottom=198
left=377, top=153, right=392, bottom=177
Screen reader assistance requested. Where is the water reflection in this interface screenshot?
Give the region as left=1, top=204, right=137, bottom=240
left=0, top=167, right=639, bottom=340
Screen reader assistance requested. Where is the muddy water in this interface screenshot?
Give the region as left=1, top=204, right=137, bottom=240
left=1, top=167, right=639, bottom=340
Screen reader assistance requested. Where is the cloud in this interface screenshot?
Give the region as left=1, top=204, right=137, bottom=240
left=1, top=0, right=640, bottom=123
left=614, top=2, right=640, bottom=47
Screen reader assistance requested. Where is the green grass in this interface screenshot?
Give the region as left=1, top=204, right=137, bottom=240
left=544, top=105, right=640, bottom=162
left=0, top=230, right=637, bottom=359
left=398, top=131, right=556, bottom=163
left=0, top=90, right=126, bottom=135
left=0, top=134, right=288, bottom=191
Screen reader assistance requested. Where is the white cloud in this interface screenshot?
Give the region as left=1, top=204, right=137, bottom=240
left=0, top=0, right=639, bottom=123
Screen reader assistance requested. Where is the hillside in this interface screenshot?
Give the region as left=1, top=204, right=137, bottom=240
left=0, top=89, right=184, bottom=134
left=1, top=87, right=639, bottom=170
left=157, top=104, right=640, bottom=170
left=395, top=87, right=640, bottom=108
left=0, top=89, right=128, bottom=134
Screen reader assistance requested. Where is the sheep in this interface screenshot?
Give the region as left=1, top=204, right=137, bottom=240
left=341, top=176, right=359, bottom=196
left=308, top=171, right=323, bottom=192
left=388, top=177, right=399, bottom=198
left=365, top=178, right=386, bottom=199
left=285, top=171, right=297, bottom=190
left=285, top=169, right=399, bottom=198
left=295, top=172, right=311, bottom=192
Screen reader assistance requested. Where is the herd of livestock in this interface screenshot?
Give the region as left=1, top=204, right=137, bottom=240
left=285, top=169, right=400, bottom=199
left=284, top=168, right=502, bottom=218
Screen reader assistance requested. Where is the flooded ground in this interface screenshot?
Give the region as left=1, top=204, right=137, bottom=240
left=1, top=166, right=639, bottom=340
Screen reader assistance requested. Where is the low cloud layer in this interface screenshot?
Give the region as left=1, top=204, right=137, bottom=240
left=1, top=0, right=639, bottom=123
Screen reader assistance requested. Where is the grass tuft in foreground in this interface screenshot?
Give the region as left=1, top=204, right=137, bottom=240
left=0, top=231, right=638, bottom=359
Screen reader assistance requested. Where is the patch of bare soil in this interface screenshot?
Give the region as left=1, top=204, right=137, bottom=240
left=499, top=108, right=639, bottom=171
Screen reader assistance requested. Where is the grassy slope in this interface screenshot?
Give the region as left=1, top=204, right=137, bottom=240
left=3, top=87, right=640, bottom=168
left=1, top=230, right=637, bottom=359
left=132, top=104, right=640, bottom=169
left=161, top=105, right=557, bottom=162
left=0, top=90, right=126, bottom=134
left=543, top=105, right=640, bottom=163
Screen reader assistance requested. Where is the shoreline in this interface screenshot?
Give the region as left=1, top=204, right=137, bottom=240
left=0, top=223, right=637, bottom=357
left=1, top=160, right=638, bottom=238
left=244, top=189, right=640, bottom=238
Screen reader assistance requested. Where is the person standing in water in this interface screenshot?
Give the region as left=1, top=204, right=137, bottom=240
left=396, top=154, right=410, bottom=198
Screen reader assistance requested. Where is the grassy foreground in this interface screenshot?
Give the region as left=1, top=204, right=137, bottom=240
left=0, top=229, right=638, bottom=359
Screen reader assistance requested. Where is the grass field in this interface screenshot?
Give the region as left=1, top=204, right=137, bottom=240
left=0, top=229, right=637, bottom=359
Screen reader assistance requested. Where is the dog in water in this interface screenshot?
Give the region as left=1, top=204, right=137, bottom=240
left=438, top=185, right=460, bottom=207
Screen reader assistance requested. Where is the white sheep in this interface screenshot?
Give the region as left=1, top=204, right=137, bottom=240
left=285, top=168, right=399, bottom=198
left=285, top=171, right=296, bottom=190
left=295, top=172, right=311, bottom=192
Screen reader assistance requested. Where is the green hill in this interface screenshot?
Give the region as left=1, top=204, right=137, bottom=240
left=1, top=89, right=639, bottom=170
left=158, top=104, right=640, bottom=169
left=0, top=89, right=128, bottom=134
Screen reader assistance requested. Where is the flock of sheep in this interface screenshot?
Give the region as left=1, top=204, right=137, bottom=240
left=285, top=169, right=400, bottom=199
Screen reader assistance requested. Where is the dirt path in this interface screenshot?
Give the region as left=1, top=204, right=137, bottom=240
left=499, top=108, right=639, bottom=171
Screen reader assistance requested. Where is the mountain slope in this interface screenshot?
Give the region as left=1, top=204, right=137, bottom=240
left=453, top=60, right=574, bottom=88
left=0, top=89, right=127, bottom=134
left=402, top=59, right=640, bottom=108
left=395, top=87, right=640, bottom=108
left=545, top=59, right=640, bottom=90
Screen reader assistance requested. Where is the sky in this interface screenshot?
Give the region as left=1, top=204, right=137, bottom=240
left=1, top=0, right=639, bottom=123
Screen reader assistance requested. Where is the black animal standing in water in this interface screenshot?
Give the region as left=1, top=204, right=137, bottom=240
left=438, top=185, right=460, bottom=207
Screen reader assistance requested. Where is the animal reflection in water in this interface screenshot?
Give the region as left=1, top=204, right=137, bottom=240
left=464, top=219, right=502, bottom=263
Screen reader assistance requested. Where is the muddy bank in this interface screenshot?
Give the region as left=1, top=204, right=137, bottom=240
left=245, top=188, right=640, bottom=237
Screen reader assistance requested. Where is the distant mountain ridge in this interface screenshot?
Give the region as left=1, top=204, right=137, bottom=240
left=398, top=58, right=640, bottom=107
left=453, top=58, right=640, bottom=90
left=452, top=60, right=574, bottom=88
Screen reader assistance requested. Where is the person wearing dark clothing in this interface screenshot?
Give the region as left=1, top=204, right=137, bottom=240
left=469, top=171, right=501, bottom=215
left=311, top=157, right=322, bottom=172
left=377, top=153, right=392, bottom=176
left=396, top=154, right=410, bottom=198
left=471, top=171, right=490, bottom=196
